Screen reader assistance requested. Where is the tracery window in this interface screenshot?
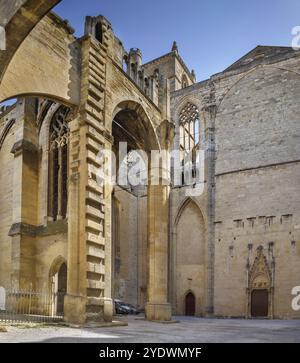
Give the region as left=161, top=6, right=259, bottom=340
left=48, top=106, right=70, bottom=221
left=179, top=103, right=200, bottom=152
left=179, top=103, right=200, bottom=184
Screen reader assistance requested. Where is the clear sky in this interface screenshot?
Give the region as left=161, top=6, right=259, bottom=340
left=53, top=0, right=300, bottom=82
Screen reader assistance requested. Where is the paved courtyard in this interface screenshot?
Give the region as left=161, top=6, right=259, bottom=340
left=1, top=316, right=300, bottom=343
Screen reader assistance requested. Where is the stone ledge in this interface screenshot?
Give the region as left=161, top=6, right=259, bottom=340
left=10, top=139, right=38, bottom=156
left=8, top=220, right=68, bottom=237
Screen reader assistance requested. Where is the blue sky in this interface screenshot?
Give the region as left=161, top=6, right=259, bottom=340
left=53, top=0, right=300, bottom=81
left=2, top=0, right=300, bottom=106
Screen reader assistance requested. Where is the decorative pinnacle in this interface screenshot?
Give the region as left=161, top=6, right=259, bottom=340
left=172, top=41, right=178, bottom=53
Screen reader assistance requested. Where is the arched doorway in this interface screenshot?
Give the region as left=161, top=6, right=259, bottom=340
left=56, top=263, right=67, bottom=315
left=111, top=101, right=162, bottom=312
left=49, top=257, right=67, bottom=316
left=185, top=292, right=196, bottom=316
left=248, top=248, right=272, bottom=318
left=251, top=289, right=268, bottom=317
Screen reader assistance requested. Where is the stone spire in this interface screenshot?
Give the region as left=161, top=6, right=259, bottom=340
left=172, top=41, right=178, bottom=53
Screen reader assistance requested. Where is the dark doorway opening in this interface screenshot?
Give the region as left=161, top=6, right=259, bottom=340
left=251, top=289, right=269, bottom=317
left=56, top=263, right=67, bottom=315
left=185, top=292, right=196, bottom=316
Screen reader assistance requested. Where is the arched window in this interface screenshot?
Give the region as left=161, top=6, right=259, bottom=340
left=179, top=103, right=200, bottom=151
left=179, top=103, right=200, bottom=184
left=123, top=55, right=128, bottom=73
left=182, top=74, right=189, bottom=89
left=48, top=106, right=70, bottom=221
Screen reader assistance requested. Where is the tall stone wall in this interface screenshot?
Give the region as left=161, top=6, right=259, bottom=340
left=171, top=48, right=300, bottom=318
left=214, top=60, right=300, bottom=318
left=0, top=110, right=15, bottom=287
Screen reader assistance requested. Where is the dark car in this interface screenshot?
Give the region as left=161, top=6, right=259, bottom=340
left=115, top=300, right=129, bottom=315
left=114, top=300, right=141, bottom=315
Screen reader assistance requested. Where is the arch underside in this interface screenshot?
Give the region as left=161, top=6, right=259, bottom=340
left=0, top=5, right=80, bottom=106
left=113, top=100, right=160, bottom=152
left=0, top=0, right=61, bottom=81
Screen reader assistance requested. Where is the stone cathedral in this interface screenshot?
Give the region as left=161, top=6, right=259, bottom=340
left=0, top=1, right=299, bottom=323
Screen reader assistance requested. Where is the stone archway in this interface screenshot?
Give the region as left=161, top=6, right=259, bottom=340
left=185, top=291, right=196, bottom=316
left=111, top=101, right=173, bottom=319
left=49, top=256, right=67, bottom=316
left=0, top=0, right=61, bottom=84
left=173, top=198, right=206, bottom=316
left=247, top=247, right=273, bottom=318
left=0, top=2, right=80, bottom=106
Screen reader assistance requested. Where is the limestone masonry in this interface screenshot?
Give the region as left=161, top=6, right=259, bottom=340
left=0, top=0, right=299, bottom=323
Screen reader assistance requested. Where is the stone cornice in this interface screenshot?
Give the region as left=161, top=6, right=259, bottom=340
left=11, top=139, right=38, bottom=156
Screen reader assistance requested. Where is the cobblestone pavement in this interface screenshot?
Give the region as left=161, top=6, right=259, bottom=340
left=1, top=316, right=300, bottom=343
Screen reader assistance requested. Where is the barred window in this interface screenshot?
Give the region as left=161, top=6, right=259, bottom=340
left=48, top=106, right=70, bottom=221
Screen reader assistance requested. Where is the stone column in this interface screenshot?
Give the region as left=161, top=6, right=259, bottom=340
left=203, top=83, right=217, bottom=316
left=64, top=116, right=87, bottom=324
left=64, top=19, right=114, bottom=324
left=8, top=99, right=39, bottom=290
left=145, top=120, right=174, bottom=321
left=145, top=183, right=172, bottom=321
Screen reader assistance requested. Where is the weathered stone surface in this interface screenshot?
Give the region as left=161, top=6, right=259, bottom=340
left=0, top=1, right=299, bottom=325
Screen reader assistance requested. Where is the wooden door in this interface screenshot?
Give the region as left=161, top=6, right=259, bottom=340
left=251, top=289, right=268, bottom=317
left=185, top=292, right=196, bottom=316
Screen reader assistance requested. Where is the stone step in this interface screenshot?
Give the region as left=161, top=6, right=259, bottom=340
left=87, top=262, right=105, bottom=275
left=86, top=279, right=105, bottom=290
left=88, top=75, right=104, bottom=92
left=86, top=244, right=105, bottom=259
left=86, top=218, right=103, bottom=233
left=87, top=135, right=103, bottom=153
left=87, top=177, right=103, bottom=195
left=86, top=189, right=105, bottom=205
left=88, top=59, right=105, bottom=78
left=88, top=79, right=105, bottom=94
left=87, top=95, right=103, bottom=114
left=89, top=43, right=107, bottom=59
left=86, top=204, right=105, bottom=219
left=86, top=125, right=106, bottom=144
left=86, top=232, right=105, bottom=246
left=86, top=155, right=102, bottom=169
left=85, top=103, right=103, bottom=122
left=86, top=149, right=101, bottom=163
left=89, top=67, right=105, bottom=84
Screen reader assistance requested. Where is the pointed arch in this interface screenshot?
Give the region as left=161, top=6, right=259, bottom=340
left=112, top=100, right=160, bottom=151
left=172, top=95, right=207, bottom=131
left=0, top=118, right=15, bottom=152
left=247, top=247, right=273, bottom=318
left=49, top=256, right=67, bottom=278
left=249, top=248, right=272, bottom=290
left=171, top=197, right=207, bottom=316
left=216, top=64, right=300, bottom=113
left=174, top=197, right=206, bottom=227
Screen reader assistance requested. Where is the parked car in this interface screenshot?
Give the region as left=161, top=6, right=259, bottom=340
left=115, top=301, right=130, bottom=315
left=114, top=300, right=141, bottom=315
